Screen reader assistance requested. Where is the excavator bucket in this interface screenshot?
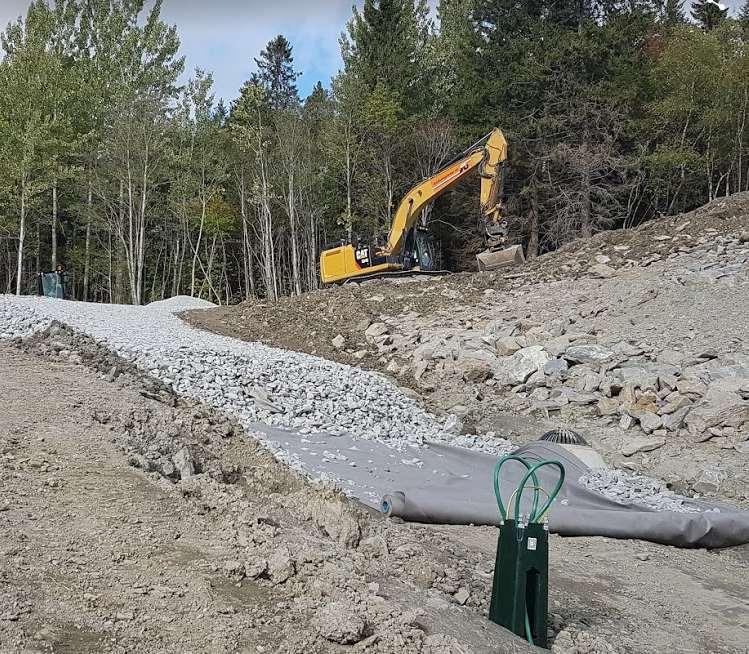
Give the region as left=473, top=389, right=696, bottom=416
left=476, top=244, right=525, bottom=271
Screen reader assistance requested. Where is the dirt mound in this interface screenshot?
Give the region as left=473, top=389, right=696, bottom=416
left=4, top=332, right=749, bottom=652
left=185, top=193, right=749, bottom=379
left=147, top=294, right=217, bottom=311
left=4, top=195, right=749, bottom=652
left=2, top=330, right=531, bottom=653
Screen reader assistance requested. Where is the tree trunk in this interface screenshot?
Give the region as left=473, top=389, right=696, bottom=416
left=51, top=179, right=58, bottom=269
left=288, top=169, right=301, bottom=296
left=190, top=198, right=206, bottom=297
left=16, top=180, right=26, bottom=296
left=136, top=146, right=149, bottom=305
left=346, top=139, right=353, bottom=241
left=83, top=178, right=92, bottom=301
left=108, top=231, right=113, bottom=302
left=172, top=236, right=180, bottom=297
left=239, top=169, right=255, bottom=298
left=581, top=168, right=593, bottom=238
left=526, top=180, right=540, bottom=259
left=35, top=214, right=41, bottom=276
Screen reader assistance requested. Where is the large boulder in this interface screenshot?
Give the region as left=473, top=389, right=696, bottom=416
left=589, top=263, right=616, bottom=278
left=495, top=336, right=522, bottom=356
left=172, top=447, right=195, bottom=480
left=462, top=360, right=493, bottom=383
left=663, top=406, right=690, bottom=431
left=267, top=546, right=296, bottom=585
left=685, top=379, right=749, bottom=436
left=455, top=347, right=498, bottom=383
left=305, top=495, right=362, bottom=548
left=564, top=344, right=615, bottom=365
left=364, top=322, right=389, bottom=343
left=621, top=436, right=666, bottom=457
left=543, top=335, right=572, bottom=358
left=615, top=367, right=659, bottom=392
left=597, top=397, right=620, bottom=416
left=313, top=601, right=365, bottom=645
left=494, top=346, right=551, bottom=386
left=544, top=358, right=569, bottom=376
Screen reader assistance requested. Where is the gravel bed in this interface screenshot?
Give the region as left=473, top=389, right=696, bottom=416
left=0, top=294, right=510, bottom=461
left=2, top=294, right=709, bottom=514
left=579, top=469, right=707, bottom=514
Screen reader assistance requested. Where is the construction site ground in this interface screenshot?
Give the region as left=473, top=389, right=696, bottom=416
left=185, top=194, right=749, bottom=504
left=2, top=194, right=749, bottom=653
left=2, top=345, right=749, bottom=654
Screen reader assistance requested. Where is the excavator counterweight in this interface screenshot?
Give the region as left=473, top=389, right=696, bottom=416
left=319, top=128, right=523, bottom=284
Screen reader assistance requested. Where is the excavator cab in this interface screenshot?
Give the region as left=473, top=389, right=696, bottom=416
left=402, top=228, right=438, bottom=272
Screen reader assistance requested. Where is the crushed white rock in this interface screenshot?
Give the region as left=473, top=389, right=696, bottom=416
left=579, top=468, right=706, bottom=514
left=0, top=295, right=511, bottom=461
left=2, top=294, right=704, bottom=514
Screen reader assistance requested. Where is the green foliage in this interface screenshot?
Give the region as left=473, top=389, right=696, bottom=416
left=342, top=0, right=432, bottom=113
left=659, top=0, right=687, bottom=25
left=0, top=1, right=66, bottom=200
left=0, top=0, right=746, bottom=299
left=255, top=35, right=300, bottom=110
left=691, top=0, right=728, bottom=30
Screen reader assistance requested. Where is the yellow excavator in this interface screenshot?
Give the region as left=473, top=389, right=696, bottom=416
left=320, top=128, right=525, bottom=284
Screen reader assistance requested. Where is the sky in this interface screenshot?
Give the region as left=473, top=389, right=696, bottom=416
left=0, top=0, right=744, bottom=104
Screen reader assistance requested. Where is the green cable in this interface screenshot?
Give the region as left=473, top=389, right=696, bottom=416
left=525, top=609, right=534, bottom=646
left=492, top=455, right=540, bottom=522
left=513, top=460, right=566, bottom=524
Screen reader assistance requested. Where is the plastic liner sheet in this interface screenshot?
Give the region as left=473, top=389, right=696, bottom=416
left=381, top=441, right=749, bottom=549
left=251, top=425, right=749, bottom=549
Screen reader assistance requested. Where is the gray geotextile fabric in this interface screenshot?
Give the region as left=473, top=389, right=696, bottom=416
left=250, top=424, right=749, bottom=549
left=381, top=441, right=749, bottom=550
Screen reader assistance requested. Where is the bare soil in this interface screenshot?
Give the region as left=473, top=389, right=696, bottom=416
left=0, top=344, right=531, bottom=654
left=183, top=193, right=749, bottom=375
left=1, top=339, right=748, bottom=653
left=3, top=194, right=749, bottom=652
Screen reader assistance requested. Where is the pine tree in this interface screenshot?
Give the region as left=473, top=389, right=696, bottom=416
left=691, top=0, right=728, bottom=30
left=254, top=35, right=300, bottom=110
left=660, top=0, right=686, bottom=25
left=304, top=82, right=329, bottom=112
left=342, top=0, right=432, bottom=113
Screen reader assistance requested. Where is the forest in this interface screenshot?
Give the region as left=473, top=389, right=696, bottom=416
left=0, top=0, right=748, bottom=304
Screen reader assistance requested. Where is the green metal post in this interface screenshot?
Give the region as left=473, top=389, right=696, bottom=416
left=489, top=519, right=549, bottom=648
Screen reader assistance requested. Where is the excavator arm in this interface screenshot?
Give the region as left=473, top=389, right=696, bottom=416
left=320, top=128, right=524, bottom=284
left=385, top=128, right=509, bottom=255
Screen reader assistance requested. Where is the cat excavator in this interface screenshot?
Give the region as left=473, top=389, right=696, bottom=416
left=319, top=128, right=525, bottom=284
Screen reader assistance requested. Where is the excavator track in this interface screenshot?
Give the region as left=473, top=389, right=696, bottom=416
left=339, top=269, right=452, bottom=285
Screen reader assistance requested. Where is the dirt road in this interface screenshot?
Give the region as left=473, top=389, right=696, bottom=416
left=2, top=343, right=748, bottom=653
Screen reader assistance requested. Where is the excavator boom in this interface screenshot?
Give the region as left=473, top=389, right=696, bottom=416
left=320, top=128, right=524, bottom=284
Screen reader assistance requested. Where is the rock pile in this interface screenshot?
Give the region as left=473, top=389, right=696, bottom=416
left=354, top=311, right=749, bottom=454
left=579, top=469, right=702, bottom=513
left=348, top=229, right=749, bottom=461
